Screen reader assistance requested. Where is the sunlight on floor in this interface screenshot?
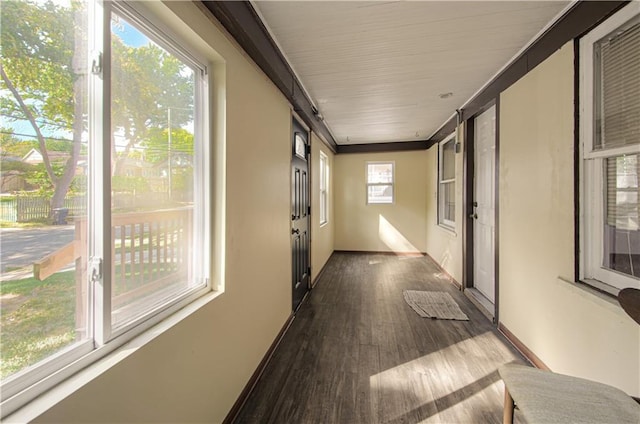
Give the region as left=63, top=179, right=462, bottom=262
left=378, top=215, right=420, bottom=254
left=369, top=331, right=510, bottom=422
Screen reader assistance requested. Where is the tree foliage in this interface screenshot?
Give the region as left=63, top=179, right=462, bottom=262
left=1, top=0, right=76, bottom=131
left=1, top=2, right=195, bottom=208
left=142, top=127, right=194, bottom=164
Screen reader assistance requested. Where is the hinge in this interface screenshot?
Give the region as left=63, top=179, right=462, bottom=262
left=308, top=205, right=311, bottom=215
left=89, top=257, right=103, bottom=283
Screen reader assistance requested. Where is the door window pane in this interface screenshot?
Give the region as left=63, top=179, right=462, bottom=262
left=110, top=12, right=201, bottom=330
left=0, top=0, right=90, bottom=379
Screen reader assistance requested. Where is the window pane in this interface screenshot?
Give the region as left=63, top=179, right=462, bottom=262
left=110, top=12, right=202, bottom=330
left=368, top=185, right=393, bottom=204
left=440, top=181, right=455, bottom=224
left=0, top=0, right=90, bottom=378
left=594, top=19, right=640, bottom=150
left=603, top=154, right=639, bottom=278
left=367, top=163, right=393, bottom=184
left=442, top=139, right=455, bottom=181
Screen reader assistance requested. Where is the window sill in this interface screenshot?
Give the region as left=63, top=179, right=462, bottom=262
left=437, top=223, right=457, bottom=236
left=3, top=290, right=223, bottom=423
left=556, top=276, right=619, bottom=307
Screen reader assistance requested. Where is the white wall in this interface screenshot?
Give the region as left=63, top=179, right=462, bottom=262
left=334, top=151, right=428, bottom=253
left=499, top=42, right=640, bottom=395
left=424, top=125, right=464, bottom=283
left=26, top=2, right=294, bottom=422
left=310, top=133, right=334, bottom=283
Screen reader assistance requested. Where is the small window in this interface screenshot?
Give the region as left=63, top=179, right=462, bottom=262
left=366, top=162, right=394, bottom=204
left=319, top=151, right=329, bottom=225
left=580, top=3, right=640, bottom=293
left=438, top=133, right=456, bottom=229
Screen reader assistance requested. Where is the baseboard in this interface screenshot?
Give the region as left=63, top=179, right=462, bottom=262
left=335, top=250, right=426, bottom=257
left=424, top=252, right=462, bottom=290
left=311, top=251, right=335, bottom=288
left=222, top=314, right=295, bottom=424
left=498, top=323, right=550, bottom=371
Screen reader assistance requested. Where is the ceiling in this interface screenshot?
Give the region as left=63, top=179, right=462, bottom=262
left=252, top=1, right=570, bottom=145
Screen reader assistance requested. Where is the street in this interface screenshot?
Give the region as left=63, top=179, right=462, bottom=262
left=0, top=225, right=75, bottom=273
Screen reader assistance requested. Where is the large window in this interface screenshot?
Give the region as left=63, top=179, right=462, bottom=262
left=319, top=151, right=329, bottom=225
left=0, top=1, right=210, bottom=415
left=366, top=161, right=394, bottom=204
left=580, top=3, right=639, bottom=293
left=438, top=133, right=456, bottom=229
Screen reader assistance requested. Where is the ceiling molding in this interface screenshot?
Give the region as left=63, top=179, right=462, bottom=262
left=337, top=141, right=431, bottom=155
left=428, top=0, right=627, bottom=144
left=201, top=1, right=338, bottom=153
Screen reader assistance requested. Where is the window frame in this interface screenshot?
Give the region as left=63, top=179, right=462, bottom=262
left=438, top=132, right=456, bottom=231
left=319, top=151, right=329, bottom=225
left=0, top=1, right=213, bottom=416
left=579, top=2, right=640, bottom=293
left=366, top=161, right=395, bottom=205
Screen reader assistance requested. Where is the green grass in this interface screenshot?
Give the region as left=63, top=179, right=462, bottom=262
left=0, top=271, right=76, bottom=379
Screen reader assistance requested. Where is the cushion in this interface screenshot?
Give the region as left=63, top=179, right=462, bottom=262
left=499, top=364, right=640, bottom=424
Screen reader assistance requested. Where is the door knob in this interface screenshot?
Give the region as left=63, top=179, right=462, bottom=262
left=292, top=228, right=300, bottom=234
left=469, top=213, right=478, bottom=220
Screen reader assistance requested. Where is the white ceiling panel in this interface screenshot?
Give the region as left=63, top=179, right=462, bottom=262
left=253, top=1, right=570, bottom=144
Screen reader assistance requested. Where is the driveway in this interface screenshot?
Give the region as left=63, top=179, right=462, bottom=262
left=0, top=225, right=75, bottom=273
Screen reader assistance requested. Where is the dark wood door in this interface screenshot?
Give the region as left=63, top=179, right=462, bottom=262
left=291, top=119, right=310, bottom=311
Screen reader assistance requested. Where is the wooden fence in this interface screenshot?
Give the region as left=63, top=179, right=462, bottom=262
left=14, top=195, right=86, bottom=222
left=33, top=207, right=193, bottom=335
left=7, top=193, right=175, bottom=222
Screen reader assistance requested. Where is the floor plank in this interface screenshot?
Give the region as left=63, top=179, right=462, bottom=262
left=234, top=252, right=527, bottom=423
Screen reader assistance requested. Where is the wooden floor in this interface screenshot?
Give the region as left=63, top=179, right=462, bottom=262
left=234, top=252, right=528, bottom=424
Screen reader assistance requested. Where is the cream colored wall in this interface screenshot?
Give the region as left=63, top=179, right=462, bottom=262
left=334, top=151, right=428, bottom=253
left=424, top=125, right=464, bottom=283
left=499, top=42, right=640, bottom=395
left=30, top=2, right=293, bottom=422
left=310, top=133, right=335, bottom=283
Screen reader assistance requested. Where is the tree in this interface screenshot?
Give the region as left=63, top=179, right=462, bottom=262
left=1, top=1, right=195, bottom=211
left=1, top=0, right=86, bottom=217
left=0, top=128, right=37, bottom=158
left=142, top=127, right=194, bottom=164
left=110, top=31, right=194, bottom=176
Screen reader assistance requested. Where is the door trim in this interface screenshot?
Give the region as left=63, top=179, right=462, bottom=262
left=463, top=99, right=500, bottom=324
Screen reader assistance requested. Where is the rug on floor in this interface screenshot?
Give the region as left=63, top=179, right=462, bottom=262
left=403, top=290, right=469, bottom=321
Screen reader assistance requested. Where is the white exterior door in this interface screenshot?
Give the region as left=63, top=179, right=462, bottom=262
left=473, top=105, right=496, bottom=303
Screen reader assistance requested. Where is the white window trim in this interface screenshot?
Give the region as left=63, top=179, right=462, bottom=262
left=438, top=132, right=456, bottom=231
left=579, top=2, right=640, bottom=293
left=319, top=151, right=329, bottom=226
left=366, top=161, right=395, bottom=205
left=1, top=1, right=214, bottom=417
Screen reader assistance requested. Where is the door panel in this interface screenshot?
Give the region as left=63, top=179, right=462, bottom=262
left=473, top=105, right=496, bottom=303
left=292, top=119, right=310, bottom=311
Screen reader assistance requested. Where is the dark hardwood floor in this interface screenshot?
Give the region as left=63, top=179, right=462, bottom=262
left=234, top=252, right=527, bottom=424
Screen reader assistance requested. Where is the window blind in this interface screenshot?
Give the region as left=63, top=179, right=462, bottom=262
left=594, top=19, right=640, bottom=150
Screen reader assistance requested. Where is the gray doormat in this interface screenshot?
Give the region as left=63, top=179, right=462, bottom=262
left=403, top=290, right=469, bottom=321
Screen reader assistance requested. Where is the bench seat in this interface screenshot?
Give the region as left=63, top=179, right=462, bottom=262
left=499, top=364, right=640, bottom=424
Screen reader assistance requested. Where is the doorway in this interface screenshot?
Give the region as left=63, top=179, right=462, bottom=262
left=291, top=118, right=310, bottom=311
left=465, top=103, right=498, bottom=319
